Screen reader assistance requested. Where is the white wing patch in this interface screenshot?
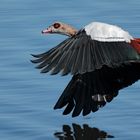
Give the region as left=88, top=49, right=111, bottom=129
left=84, top=22, right=133, bottom=42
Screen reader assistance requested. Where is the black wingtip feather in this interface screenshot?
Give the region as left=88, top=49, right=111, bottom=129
left=83, top=104, right=91, bottom=116
left=31, top=57, right=45, bottom=64
left=31, top=54, right=42, bottom=58
left=63, top=100, right=75, bottom=115
left=40, top=69, right=49, bottom=73
left=30, top=59, right=37, bottom=63
left=54, top=101, right=67, bottom=110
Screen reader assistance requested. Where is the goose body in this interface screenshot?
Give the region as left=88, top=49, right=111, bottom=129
left=31, top=21, right=140, bottom=117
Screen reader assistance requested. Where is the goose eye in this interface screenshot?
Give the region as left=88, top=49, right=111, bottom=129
left=53, top=23, right=60, bottom=29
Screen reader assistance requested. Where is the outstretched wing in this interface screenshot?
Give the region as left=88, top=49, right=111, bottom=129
left=54, top=62, right=140, bottom=117
left=31, top=30, right=140, bottom=75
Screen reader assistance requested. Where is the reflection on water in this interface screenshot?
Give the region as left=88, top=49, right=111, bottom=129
left=54, top=124, right=114, bottom=140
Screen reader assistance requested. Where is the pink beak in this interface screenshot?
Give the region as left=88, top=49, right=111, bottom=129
left=41, top=28, right=52, bottom=34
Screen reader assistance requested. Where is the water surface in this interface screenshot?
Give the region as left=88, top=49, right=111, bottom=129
left=0, top=0, right=140, bottom=139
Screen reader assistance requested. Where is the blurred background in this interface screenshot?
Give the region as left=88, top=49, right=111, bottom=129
left=0, top=0, right=140, bottom=139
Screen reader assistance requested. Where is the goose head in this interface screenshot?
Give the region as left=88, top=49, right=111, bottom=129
left=42, top=22, right=78, bottom=37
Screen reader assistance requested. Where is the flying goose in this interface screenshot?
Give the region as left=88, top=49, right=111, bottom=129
left=31, top=21, right=140, bottom=117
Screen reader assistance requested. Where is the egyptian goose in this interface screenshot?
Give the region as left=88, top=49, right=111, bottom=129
left=31, top=21, right=140, bottom=117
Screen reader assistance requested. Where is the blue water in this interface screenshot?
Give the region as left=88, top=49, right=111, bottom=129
left=0, top=0, right=140, bottom=139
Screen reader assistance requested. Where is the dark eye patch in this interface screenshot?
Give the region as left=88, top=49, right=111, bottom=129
left=53, top=23, right=60, bottom=29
